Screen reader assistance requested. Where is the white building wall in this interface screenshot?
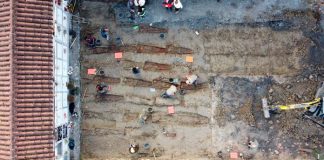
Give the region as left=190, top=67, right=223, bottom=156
left=54, top=1, right=71, bottom=160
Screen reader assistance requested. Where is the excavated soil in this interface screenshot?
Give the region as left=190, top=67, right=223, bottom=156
left=79, top=0, right=324, bottom=159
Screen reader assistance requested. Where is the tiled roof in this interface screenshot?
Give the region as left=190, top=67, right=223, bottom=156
left=0, top=0, right=13, bottom=159
left=0, top=0, right=54, bottom=159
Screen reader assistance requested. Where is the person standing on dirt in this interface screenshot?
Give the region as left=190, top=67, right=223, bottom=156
left=127, top=0, right=136, bottom=21
left=85, top=35, right=96, bottom=48
left=135, top=0, right=146, bottom=18
left=174, top=0, right=182, bottom=14
left=132, top=67, right=140, bottom=75
left=100, top=27, right=109, bottom=40
left=163, top=0, right=173, bottom=12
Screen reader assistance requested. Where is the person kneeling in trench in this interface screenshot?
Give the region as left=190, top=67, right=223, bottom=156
left=129, top=143, right=139, bottom=154
left=161, top=85, right=177, bottom=98
left=96, top=83, right=109, bottom=94
left=186, top=74, right=198, bottom=87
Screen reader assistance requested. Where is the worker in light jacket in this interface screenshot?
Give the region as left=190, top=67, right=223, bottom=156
left=162, top=85, right=177, bottom=98
left=135, top=0, right=146, bottom=17
left=174, top=0, right=183, bottom=14
left=186, top=74, right=198, bottom=86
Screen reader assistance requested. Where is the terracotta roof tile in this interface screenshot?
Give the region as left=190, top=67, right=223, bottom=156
left=0, top=0, right=13, bottom=158
left=0, top=0, right=54, bottom=159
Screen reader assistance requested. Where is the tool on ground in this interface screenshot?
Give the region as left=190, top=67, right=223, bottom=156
left=262, top=97, right=322, bottom=118
left=302, top=114, right=324, bottom=128
left=262, top=83, right=324, bottom=127
left=70, top=36, right=77, bottom=48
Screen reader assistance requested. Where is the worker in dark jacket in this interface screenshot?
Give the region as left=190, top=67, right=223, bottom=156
left=132, top=67, right=140, bottom=74
left=128, top=0, right=136, bottom=20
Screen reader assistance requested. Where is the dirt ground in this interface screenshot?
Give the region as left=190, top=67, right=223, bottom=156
left=79, top=0, right=324, bottom=159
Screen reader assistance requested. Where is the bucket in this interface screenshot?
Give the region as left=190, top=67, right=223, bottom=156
left=160, top=33, right=165, bottom=39
left=99, top=70, right=105, bottom=75
left=147, top=107, right=153, bottom=113
left=143, top=143, right=150, bottom=150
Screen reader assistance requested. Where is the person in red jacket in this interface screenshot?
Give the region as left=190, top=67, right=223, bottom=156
left=163, top=0, right=173, bottom=12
